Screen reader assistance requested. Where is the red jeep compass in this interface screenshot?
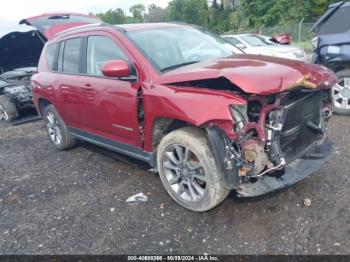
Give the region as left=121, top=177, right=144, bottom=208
left=32, top=23, right=336, bottom=211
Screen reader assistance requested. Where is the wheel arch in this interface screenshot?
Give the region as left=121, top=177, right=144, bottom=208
left=37, top=98, right=52, bottom=116
left=152, top=117, right=192, bottom=149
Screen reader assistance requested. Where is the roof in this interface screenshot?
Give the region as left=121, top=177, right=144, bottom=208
left=117, top=23, right=191, bottom=32
left=222, top=34, right=256, bottom=38
left=54, top=22, right=194, bottom=39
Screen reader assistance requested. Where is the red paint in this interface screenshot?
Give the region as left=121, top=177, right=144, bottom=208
left=158, top=54, right=337, bottom=95
left=32, top=24, right=337, bottom=154
left=272, top=34, right=292, bottom=45
left=101, top=60, right=130, bottom=78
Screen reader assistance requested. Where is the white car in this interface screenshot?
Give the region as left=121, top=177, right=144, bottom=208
left=222, top=34, right=308, bottom=62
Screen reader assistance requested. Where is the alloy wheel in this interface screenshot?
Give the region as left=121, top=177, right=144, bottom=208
left=46, top=112, right=62, bottom=145
left=333, top=77, right=350, bottom=110
left=162, top=144, right=208, bottom=203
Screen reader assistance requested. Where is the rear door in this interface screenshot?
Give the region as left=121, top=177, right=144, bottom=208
left=54, top=37, right=85, bottom=128
left=79, top=33, right=142, bottom=147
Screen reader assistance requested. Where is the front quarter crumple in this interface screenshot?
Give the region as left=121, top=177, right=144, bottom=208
left=141, top=82, right=246, bottom=152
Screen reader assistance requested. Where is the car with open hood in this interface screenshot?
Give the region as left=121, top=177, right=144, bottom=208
left=0, top=13, right=101, bottom=122
left=222, top=34, right=307, bottom=62
left=32, top=22, right=336, bottom=212
left=311, top=1, right=350, bottom=115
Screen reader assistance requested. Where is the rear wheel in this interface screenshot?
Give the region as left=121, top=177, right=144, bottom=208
left=43, top=105, right=76, bottom=150
left=157, top=127, right=230, bottom=212
left=332, top=69, right=350, bottom=115
left=0, top=95, right=18, bottom=123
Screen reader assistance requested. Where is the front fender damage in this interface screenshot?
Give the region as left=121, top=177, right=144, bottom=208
left=205, top=87, right=334, bottom=197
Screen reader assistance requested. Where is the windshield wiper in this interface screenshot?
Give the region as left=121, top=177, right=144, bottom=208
left=160, top=61, right=200, bottom=72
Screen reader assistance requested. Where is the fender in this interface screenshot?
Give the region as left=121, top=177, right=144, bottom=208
left=141, top=82, right=246, bottom=152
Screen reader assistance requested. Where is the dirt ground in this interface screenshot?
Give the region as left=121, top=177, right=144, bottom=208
left=0, top=115, right=349, bottom=255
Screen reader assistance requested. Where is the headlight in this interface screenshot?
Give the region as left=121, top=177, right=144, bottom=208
left=229, top=104, right=248, bottom=130
left=327, top=45, right=341, bottom=54
left=311, top=36, right=319, bottom=50
left=4, top=85, right=28, bottom=94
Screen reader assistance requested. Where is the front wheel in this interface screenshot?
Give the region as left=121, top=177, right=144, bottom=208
left=157, top=127, right=230, bottom=212
left=0, top=95, right=18, bottom=123
left=332, top=69, right=350, bottom=115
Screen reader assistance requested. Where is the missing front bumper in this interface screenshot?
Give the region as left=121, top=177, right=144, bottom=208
left=236, top=137, right=333, bottom=197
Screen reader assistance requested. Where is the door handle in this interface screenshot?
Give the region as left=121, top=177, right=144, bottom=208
left=82, top=83, right=94, bottom=90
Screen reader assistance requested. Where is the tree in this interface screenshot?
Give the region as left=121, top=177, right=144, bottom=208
left=130, top=4, right=146, bottom=23
left=95, top=0, right=340, bottom=33
left=145, top=4, right=167, bottom=22
left=167, top=0, right=208, bottom=27
left=96, top=8, right=126, bottom=24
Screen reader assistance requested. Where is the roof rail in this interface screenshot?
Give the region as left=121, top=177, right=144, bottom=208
left=55, top=22, right=110, bottom=37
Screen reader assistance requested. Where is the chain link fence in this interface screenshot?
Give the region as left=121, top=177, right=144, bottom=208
left=226, top=20, right=317, bottom=54
left=260, top=22, right=315, bottom=53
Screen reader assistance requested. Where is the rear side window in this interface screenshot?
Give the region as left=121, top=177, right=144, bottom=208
left=62, top=38, right=81, bottom=74
left=225, top=37, right=244, bottom=47
left=87, top=36, right=127, bottom=76
left=46, top=43, right=58, bottom=71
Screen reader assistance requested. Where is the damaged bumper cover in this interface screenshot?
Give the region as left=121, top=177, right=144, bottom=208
left=236, top=137, right=333, bottom=197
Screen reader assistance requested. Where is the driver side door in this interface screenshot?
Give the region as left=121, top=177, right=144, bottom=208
left=79, top=33, right=142, bottom=147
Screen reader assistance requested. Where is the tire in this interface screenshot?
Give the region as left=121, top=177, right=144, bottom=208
left=0, top=95, right=18, bottom=123
left=332, top=69, right=350, bottom=115
left=43, top=104, right=76, bottom=150
left=157, top=127, right=230, bottom=212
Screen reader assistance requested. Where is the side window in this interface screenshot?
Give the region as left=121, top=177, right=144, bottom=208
left=46, top=43, right=58, bottom=71
left=62, top=38, right=81, bottom=74
left=226, top=37, right=245, bottom=48
left=87, top=36, right=127, bottom=76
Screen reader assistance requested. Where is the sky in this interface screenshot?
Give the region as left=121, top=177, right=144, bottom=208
left=0, top=0, right=170, bottom=36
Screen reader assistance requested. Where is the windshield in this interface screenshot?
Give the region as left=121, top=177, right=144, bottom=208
left=128, top=27, right=235, bottom=72
left=318, top=6, right=350, bottom=35
left=241, top=35, right=272, bottom=47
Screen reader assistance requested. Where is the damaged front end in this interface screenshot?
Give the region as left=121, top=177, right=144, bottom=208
left=0, top=68, right=36, bottom=110
left=207, top=87, right=334, bottom=197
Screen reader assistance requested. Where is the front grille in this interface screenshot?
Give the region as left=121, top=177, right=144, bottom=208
left=279, top=91, right=322, bottom=163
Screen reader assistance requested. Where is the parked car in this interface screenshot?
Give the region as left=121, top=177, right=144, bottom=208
left=222, top=34, right=307, bottom=62
left=32, top=23, right=336, bottom=212
left=0, top=13, right=101, bottom=123
left=311, top=1, right=350, bottom=115
left=272, top=33, right=292, bottom=45
left=0, top=67, right=36, bottom=122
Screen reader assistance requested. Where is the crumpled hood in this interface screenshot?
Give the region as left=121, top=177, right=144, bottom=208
left=158, top=54, right=337, bottom=95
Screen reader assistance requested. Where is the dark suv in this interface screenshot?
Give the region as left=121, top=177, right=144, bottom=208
left=312, top=1, right=350, bottom=115
left=33, top=23, right=336, bottom=211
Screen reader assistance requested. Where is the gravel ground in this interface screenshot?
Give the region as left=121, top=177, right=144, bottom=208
left=0, top=116, right=349, bottom=255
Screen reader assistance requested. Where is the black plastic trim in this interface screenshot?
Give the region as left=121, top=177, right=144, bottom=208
left=68, top=127, right=155, bottom=166
left=206, top=127, right=239, bottom=189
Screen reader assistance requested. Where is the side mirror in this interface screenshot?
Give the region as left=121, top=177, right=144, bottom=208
left=102, top=60, right=130, bottom=78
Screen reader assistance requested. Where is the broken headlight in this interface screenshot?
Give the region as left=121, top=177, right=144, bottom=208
left=230, top=104, right=248, bottom=130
